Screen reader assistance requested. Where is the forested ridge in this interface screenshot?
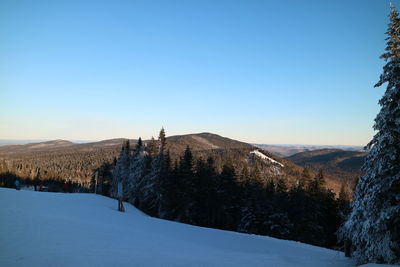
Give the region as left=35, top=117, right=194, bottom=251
left=0, top=133, right=350, bottom=193
left=287, top=149, right=366, bottom=192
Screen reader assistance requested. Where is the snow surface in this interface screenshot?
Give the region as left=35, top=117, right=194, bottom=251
left=360, top=265, right=400, bottom=267
left=250, top=150, right=285, bottom=167
left=0, top=188, right=353, bottom=267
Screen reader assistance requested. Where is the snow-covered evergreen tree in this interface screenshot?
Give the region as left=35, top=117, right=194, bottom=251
left=140, top=155, right=165, bottom=215
left=111, top=140, right=130, bottom=198
left=127, top=139, right=147, bottom=206
left=238, top=201, right=261, bottom=234
left=138, top=128, right=169, bottom=216
left=339, top=4, right=400, bottom=264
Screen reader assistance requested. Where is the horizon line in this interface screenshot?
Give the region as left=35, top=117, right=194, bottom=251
left=0, top=138, right=366, bottom=148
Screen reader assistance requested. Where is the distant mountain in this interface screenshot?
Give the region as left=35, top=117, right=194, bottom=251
left=0, top=138, right=138, bottom=155
left=0, top=140, right=75, bottom=153
left=286, top=149, right=367, bottom=190
left=0, top=133, right=251, bottom=156
left=165, top=132, right=254, bottom=157
left=255, top=144, right=365, bottom=157
left=0, top=140, right=48, bottom=146
left=255, top=145, right=310, bottom=158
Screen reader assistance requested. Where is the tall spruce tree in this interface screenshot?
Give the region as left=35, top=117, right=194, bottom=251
left=136, top=137, right=143, bottom=151
left=141, top=129, right=168, bottom=216
left=127, top=138, right=147, bottom=206
left=158, top=150, right=172, bottom=218
left=216, top=164, right=241, bottom=230
left=308, top=169, right=325, bottom=194
left=147, top=137, right=158, bottom=157
left=340, top=4, right=400, bottom=264
left=177, top=145, right=196, bottom=223
left=298, top=167, right=312, bottom=190
left=111, top=140, right=130, bottom=198
left=158, top=127, right=166, bottom=152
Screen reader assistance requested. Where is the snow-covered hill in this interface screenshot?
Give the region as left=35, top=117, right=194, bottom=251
left=0, top=188, right=353, bottom=267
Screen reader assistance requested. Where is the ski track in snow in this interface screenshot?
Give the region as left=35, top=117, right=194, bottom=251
left=250, top=150, right=285, bottom=167
left=0, top=188, right=354, bottom=267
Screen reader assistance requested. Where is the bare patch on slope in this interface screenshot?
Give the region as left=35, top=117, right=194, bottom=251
left=191, top=136, right=220, bottom=149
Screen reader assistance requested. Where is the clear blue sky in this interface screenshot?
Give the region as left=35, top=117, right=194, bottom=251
left=0, top=0, right=394, bottom=145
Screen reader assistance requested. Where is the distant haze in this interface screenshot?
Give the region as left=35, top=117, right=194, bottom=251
left=0, top=139, right=94, bottom=146
left=255, top=144, right=365, bottom=158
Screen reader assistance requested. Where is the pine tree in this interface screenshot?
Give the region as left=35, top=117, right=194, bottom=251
left=340, top=4, right=400, bottom=264
left=124, top=139, right=130, bottom=151
left=203, top=156, right=218, bottom=226
left=135, top=137, right=143, bottom=152
left=127, top=139, right=147, bottom=206
left=338, top=183, right=351, bottom=206
left=308, top=169, right=325, bottom=194
left=160, top=157, right=181, bottom=220
left=176, top=145, right=196, bottom=223
left=298, top=167, right=312, bottom=190
left=158, top=150, right=172, bottom=218
left=111, top=140, right=130, bottom=198
left=238, top=180, right=264, bottom=234
left=140, top=153, right=163, bottom=216
left=216, top=164, right=241, bottom=230
left=147, top=137, right=158, bottom=157
left=189, top=157, right=208, bottom=225
left=140, top=130, right=169, bottom=216
left=158, top=127, right=167, bottom=152
left=337, top=183, right=351, bottom=224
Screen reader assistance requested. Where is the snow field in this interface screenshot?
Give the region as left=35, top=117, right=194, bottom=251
left=0, top=188, right=353, bottom=267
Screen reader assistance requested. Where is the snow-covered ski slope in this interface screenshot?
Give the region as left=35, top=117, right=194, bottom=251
left=0, top=188, right=353, bottom=267
left=250, top=150, right=284, bottom=167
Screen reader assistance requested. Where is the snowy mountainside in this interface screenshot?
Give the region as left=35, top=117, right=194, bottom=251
left=0, top=188, right=353, bottom=267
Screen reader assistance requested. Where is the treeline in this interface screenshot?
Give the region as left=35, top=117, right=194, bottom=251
left=0, top=148, right=120, bottom=184
left=0, top=172, right=87, bottom=193
left=109, top=129, right=351, bottom=249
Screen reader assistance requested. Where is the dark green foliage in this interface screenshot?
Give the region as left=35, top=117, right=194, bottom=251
left=175, top=146, right=196, bottom=223
left=287, top=149, right=366, bottom=190
left=123, top=140, right=344, bottom=249
left=299, top=167, right=312, bottom=189
left=158, top=128, right=167, bottom=152
left=92, top=162, right=114, bottom=196
left=136, top=137, right=143, bottom=151
left=147, top=137, right=158, bottom=157
left=308, top=169, right=326, bottom=193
